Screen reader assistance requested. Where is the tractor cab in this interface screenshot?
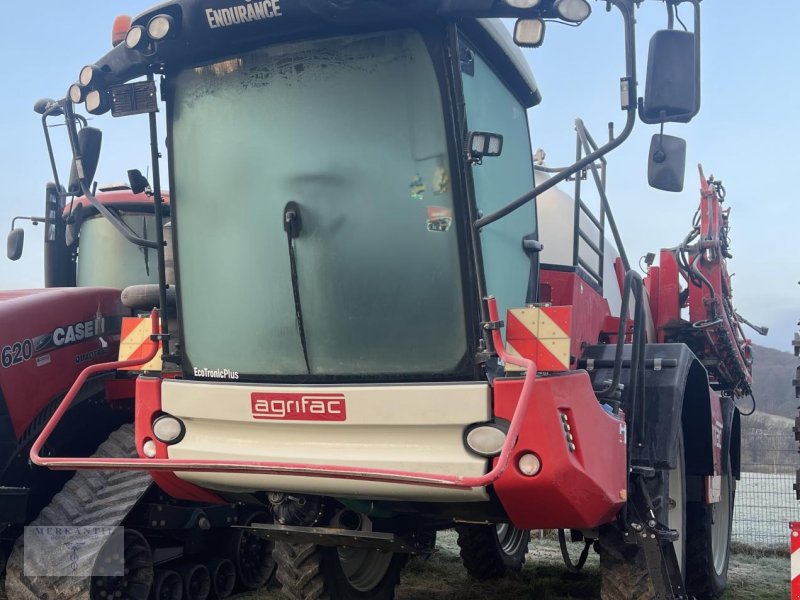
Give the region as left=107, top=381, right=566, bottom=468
left=34, top=2, right=741, bottom=600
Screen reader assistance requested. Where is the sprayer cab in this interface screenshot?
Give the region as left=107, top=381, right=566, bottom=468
left=38, top=2, right=732, bottom=599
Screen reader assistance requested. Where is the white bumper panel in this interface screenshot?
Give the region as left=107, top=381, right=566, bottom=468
left=162, top=381, right=491, bottom=502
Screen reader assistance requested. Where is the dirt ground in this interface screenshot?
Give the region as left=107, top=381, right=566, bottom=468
left=246, top=531, right=789, bottom=600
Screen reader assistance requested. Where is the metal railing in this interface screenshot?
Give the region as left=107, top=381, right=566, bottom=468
left=534, top=119, right=630, bottom=290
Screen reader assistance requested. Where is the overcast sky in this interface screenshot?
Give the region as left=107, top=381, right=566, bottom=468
left=1, top=1, right=798, bottom=352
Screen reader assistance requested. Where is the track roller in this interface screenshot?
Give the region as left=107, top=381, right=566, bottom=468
left=222, top=512, right=276, bottom=591
left=151, top=569, right=183, bottom=600
left=176, top=563, right=211, bottom=600
left=205, top=558, right=236, bottom=600
left=91, top=529, right=154, bottom=600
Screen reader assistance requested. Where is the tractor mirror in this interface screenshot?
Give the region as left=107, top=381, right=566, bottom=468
left=642, top=30, right=699, bottom=124
left=7, top=228, right=24, bottom=261
left=648, top=133, right=686, bottom=192
left=68, top=127, right=103, bottom=195
left=127, top=169, right=151, bottom=195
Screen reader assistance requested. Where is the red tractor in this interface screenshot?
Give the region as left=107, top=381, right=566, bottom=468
left=30, top=1, right=759, bottom=599
left=2, top=100, right=273, bottom=599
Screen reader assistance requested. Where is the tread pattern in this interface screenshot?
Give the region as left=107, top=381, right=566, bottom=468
left=274, top=542, right=329, bottom=600
left=5, top=424, right=152, bottom=600
left=685, top=475, right=734, bottom=599
left=599, top=526, right=655, bottom=600
left=455, top=525, right=527, bottom=580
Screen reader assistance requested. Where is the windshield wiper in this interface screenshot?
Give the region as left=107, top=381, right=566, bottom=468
left=284, top=202, right=311, bottom=374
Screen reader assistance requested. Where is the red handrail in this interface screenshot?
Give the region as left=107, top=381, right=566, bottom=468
left=31, top=299, right=537, bottom=490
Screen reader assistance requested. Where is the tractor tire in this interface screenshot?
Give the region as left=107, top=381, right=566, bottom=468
left=599, top=524, right=654, bottom=600
left=5, top=424, right=153, bottom=600
left=274, top=542, right=405, bottom=600
left=455, top=524, right=530, bottom=580
left=685, top=461, right=735, bottom=599
left=600, top=433, right=686, bottom=599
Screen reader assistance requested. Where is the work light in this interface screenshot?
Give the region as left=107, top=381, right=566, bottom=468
left=125, top=25, right=148, bottom=50
left=79, top=65, right=101, bottom=87
left=502, top=0, right=542, bottom=8
left=554, top=0, right=591, bottom=23
left=148, top=14, right=175, bottom=40
left=68, top=83, right=86, bottom=104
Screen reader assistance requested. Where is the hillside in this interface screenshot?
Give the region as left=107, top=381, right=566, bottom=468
left=750, top=343, right=799, bottom=419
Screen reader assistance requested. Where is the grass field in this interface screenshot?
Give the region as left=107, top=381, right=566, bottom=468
left=245, top=531, right=789, bottom=600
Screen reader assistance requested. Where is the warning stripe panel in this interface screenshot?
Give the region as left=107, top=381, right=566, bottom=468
left=505, top=306, right=572, bottom=373
left=792, top=522, right=800, bottom=599
left=118, top=317, right=162, bottom=372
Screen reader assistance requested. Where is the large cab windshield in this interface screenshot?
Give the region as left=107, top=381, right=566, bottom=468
left=171, top=29, right=468, bottom=379
left=77, top=214, right=160, bottom=289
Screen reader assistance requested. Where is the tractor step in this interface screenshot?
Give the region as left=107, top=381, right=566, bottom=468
left=240, top=522, right=423, bottom=554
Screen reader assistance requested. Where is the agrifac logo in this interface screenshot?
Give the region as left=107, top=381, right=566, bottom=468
left=251, top=393, right=346, bottom=422
left=205, top=0, right=282, bottom=29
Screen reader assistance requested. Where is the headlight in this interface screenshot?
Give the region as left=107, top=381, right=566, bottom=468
left=125, top=25, right=147, bottom=50
left=465, top=424, right=507, bottom=457
left=79, top=65, right=101, bottom=87
left=68, top=83, right=86, bottom=104
left=85, top=90, right=110, bottom=115
left=152, top=415, right=185, bottom=444
left=148, top=14, right=175, bottom=40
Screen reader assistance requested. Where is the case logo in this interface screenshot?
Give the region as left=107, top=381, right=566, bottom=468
left=251, top=393, right=346, bottom=421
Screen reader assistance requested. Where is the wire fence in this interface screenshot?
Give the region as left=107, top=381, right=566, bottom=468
left=732, top=429, right=798, bottom=549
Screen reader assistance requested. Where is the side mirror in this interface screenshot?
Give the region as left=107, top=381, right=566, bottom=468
left=641, top=30, right=700, bottom=124
left=7, top=229, right=24, bottom=261
left=648, top=133, right=687, bottom=192
left=127, top=169, right=151, bottom=195
left=68, top=127, right=103, bottom=195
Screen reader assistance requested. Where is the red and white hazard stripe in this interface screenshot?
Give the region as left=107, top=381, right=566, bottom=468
left=792, top=522, right=800, bottom=599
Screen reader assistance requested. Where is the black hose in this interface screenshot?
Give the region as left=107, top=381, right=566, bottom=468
left=558, top=529, right=591, bottom=573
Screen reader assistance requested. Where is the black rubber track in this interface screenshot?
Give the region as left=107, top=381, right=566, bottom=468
left=5, top=424, right=152, bottom=600
left=455, top=524, right=529, bottom=580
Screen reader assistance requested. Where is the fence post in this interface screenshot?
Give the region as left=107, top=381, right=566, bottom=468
left=792, top=522, right=800, bottom=599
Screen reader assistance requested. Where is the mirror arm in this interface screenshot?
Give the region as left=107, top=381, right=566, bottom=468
left=11, top=216, right=45, bottom=230
left=63, top=100, right=159, bottom=250
left=145, top=71, right=171, bottom=341
left=40, top=104, right=64, bottom=193
left=474, top=0, right=638, bottom=230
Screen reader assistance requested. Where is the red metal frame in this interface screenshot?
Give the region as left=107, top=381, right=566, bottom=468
left=492, top=374, right=627, bottom=529
left=686, top=168, right=751, bottom=390
left=30, top=299, right=541, bottom=491
left=539, top=268, right=612, bottom=363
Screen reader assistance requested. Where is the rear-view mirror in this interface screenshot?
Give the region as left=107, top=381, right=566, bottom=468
left=127, top=169, right=151, bottom=195
left=642, top=30, right=700, bottom=124
left=648, top=133, right=687, bottom=192
left=68, top=127, right=103, bottom=195
left=7, top=229, right=24, bottom=261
